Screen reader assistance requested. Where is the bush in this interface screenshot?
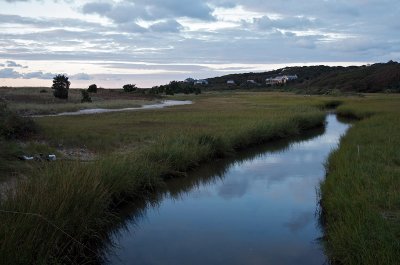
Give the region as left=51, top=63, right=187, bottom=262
left=150, top=81, right=200, bottom=95
left=52, top=74, right=70, bottom=99
left=39, top=89, right=47, bottom=93
left=123, top=84, right=136, bottom=92
left=81, top=90, right=92, bottom=103
left=88, top=84, right=97, bottom=93
left=0, top=101, right=37, bottom=139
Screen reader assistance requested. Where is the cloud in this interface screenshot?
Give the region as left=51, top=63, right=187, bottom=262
left=149, top=20, right=183, bottom=33
left=71, top=73, right=92, bottom=80
left=146, top=0, right=214, bottom=20
left=0, top=68, right=55, bottom=79
left=105, top=2, right=152, bottom=24
left=0, top=14, right=107, bottom=31
left=1, top=0, right=400, bottom=87
left=81, top=0, right=215, bottom=23
left=82, top=2, right=112, bottom=15
left=6, top=60, right=24, bottom=67
left=283, top=211, right=314, bottom=233
left=253, top=15, right=316, bottom=30
left=0, top=68, right=22, bottom=78
left=23, top=71, right=54, bottom=79
left=118, top=22, right=147, bottom=33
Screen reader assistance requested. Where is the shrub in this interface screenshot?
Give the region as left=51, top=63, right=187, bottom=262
left=88, top=84, right=97, bottom=93
left=81, top=90, right=92, bottom=103
left=123, top=84, right=136, bottom=92
left=0, top=101, right=37, bottom=139
left=52, top=74, right=70, bottom=99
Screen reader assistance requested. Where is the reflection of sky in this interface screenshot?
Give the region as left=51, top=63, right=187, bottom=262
left=108, top=115, right=349, bottom=265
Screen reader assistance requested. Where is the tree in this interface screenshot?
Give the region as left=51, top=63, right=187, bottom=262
left=194, top=87, right=201, bottom=95
left=168, top=81, right=181, bottom=93
left=52, top=74, right=70, bottom=99
left=123, top=84, right=137, bottom=92
left=88, top=84, right=97, bottom=93
left=81, top=90, right=92, bottom=103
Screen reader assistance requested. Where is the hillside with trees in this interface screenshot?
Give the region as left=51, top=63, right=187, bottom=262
left=204, top=61, right=400, bottom=94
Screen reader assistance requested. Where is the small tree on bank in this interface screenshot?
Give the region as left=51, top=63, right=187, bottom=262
left=88, top=84, right=97, bottom=93
left=52, top=74, right=70, bottom=99
left=81, top=90, right=92, bottom=103
left=123, top=84, right=137, bottom=92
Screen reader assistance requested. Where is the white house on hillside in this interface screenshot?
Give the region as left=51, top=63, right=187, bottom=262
left=227, top=80, right=236, bottom=85
left=266, top=75, right=298, bottom=85
left=195, top=79, right=209, bottom=85
left=286, top=75, right=298, bottom=81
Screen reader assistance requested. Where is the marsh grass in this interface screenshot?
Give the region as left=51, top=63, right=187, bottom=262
left=0, top=87, right=159, bottom=115
left=320, top=94, right=400, bottom=265
left=0, top=92, right=356, bottom=264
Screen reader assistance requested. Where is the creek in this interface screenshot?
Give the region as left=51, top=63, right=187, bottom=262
left=105, top=114, right=350, bottom=265
left=33, top=100, right=192, bottom=117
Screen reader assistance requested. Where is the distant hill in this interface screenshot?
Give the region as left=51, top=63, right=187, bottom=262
left=205, top=61, right=400, bottom=93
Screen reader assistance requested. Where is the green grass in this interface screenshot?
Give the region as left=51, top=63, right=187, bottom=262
left=2, top=91, right=398, bottom=264
left=0, top=91, right=333, bottom=264
left=10, top=99, right=159, bottom=115
left=0, top=86, right=159, bottom=115
left=320, top=94, right=400, bottom=265
left=35, top=92, right=335, bottom=153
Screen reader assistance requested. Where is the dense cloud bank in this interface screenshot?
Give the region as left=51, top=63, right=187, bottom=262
left=0, top=0, right=399, bottom=86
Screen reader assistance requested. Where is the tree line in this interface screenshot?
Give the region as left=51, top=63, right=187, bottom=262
left=51, top=75, right=201, bottom=102
left=204, top=61, right=400, bottom=94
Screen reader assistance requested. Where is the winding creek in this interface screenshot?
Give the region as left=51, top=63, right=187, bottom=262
left=105, top=114, right=350, bottom=265
left=32, top=100, right=192, bottom=117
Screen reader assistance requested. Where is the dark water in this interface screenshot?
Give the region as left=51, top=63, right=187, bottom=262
left=106, top=114, right=350, bottom=265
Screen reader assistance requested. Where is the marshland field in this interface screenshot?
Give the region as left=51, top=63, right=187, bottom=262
left=0, top=87, right=399, bottom=265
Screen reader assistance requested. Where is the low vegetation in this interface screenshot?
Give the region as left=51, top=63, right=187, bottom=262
left=0, top=87, right=159, bottom=115
left=0, top=92, right=335, bottom=264
left=320, top=94, right=400, bottom=265
left=0, top=101, right=38, bottom=180
left=0, top=89, right=399, bottom=264
left=80, top=90, right=92, bottom=103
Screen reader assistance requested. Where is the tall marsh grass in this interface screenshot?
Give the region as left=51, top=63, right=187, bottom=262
left=0, top=92, right=343, bottom=263
left=320, top=94, right=400, bottom=265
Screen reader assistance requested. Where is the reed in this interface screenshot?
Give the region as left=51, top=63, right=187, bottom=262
left=0, top=91, right=365, bottom=264
left=320, top=94, right=400, bottom=265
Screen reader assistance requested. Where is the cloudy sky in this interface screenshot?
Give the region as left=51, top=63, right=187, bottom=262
left=0, top=0, right=399, bottom=88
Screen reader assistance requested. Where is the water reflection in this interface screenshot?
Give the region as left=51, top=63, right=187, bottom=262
left=105, top=115, right=350, bottom=265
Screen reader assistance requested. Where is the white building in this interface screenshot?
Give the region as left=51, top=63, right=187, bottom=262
left=286, top=75, right=298, bottom=81
left=195, top=79, right=209, bottom=85
left=227, top=80, right=236, bottom=85
left=266, top=75, right=298, bottom=85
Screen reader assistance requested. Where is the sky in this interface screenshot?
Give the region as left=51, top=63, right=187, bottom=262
left=0, top=0, right=399, bottom=88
